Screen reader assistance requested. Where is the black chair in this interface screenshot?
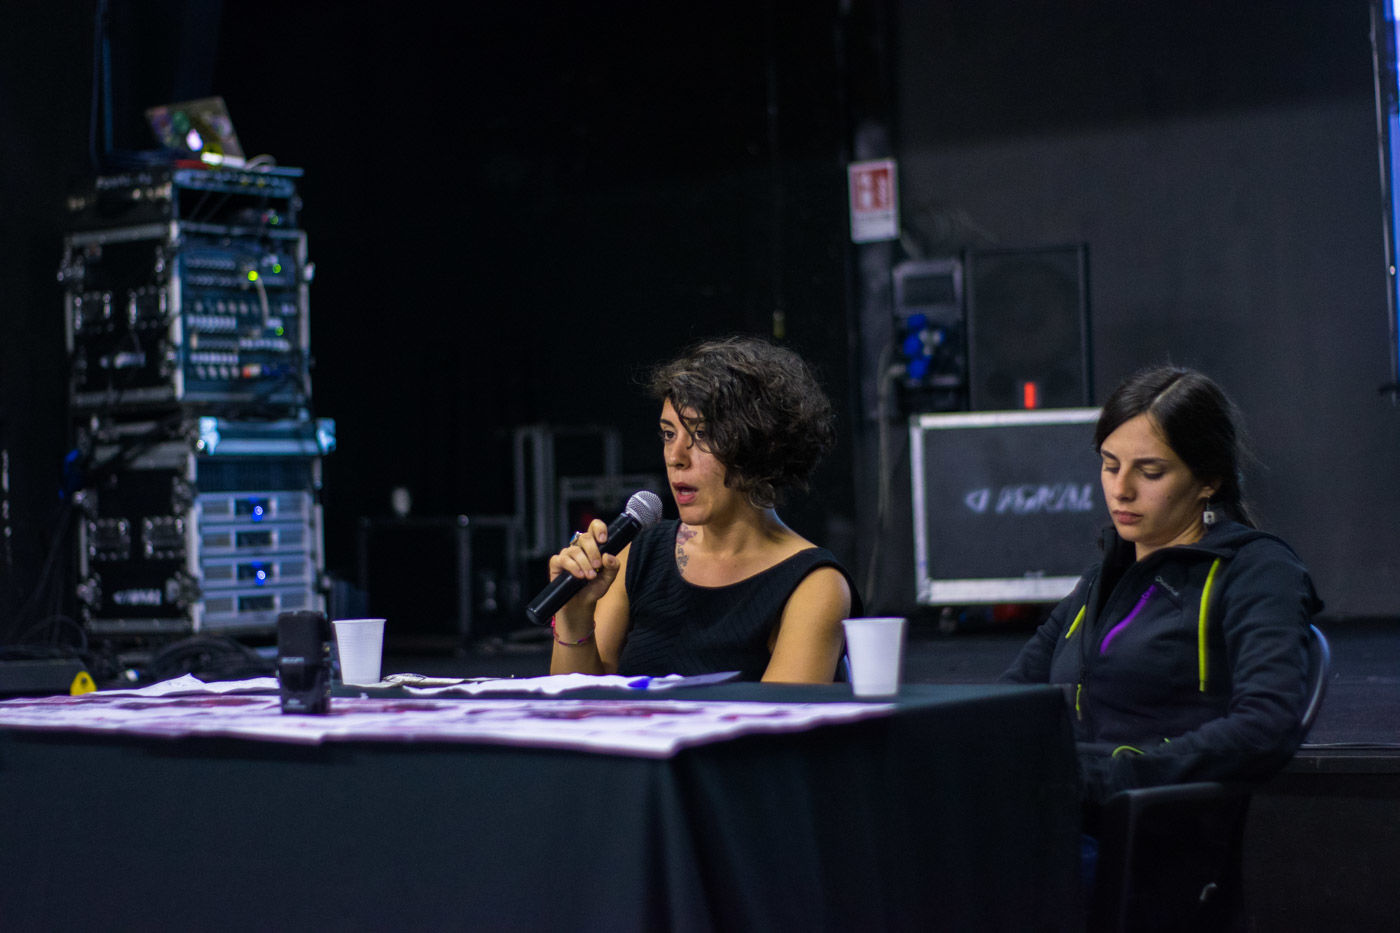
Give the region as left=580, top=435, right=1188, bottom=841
left=1088, top=623, right=1331, bottom=932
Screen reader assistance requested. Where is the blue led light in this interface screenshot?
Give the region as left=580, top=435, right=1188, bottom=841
left=197, top=417, right=221, bottom=453
left=316, top=419, right=337, bottom=455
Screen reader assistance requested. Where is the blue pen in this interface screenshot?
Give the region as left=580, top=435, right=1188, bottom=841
left=627, top=676, right=652, bottom=690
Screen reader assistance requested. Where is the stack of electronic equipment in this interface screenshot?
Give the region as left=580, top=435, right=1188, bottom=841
left=60, top=165, right=334, bottom=645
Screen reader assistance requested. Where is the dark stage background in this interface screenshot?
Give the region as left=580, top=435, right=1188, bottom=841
left=1, top=1, right=1398, bottom=643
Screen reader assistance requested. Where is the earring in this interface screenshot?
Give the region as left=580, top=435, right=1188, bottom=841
left=1202, top=500, right=1218, bottom=527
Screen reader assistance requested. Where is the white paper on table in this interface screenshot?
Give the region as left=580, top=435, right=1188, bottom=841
left=402, top=671, right=740, bottom=696
left=56, top=670, right=742, bottom=701
left=0, top=690, right=893, bottom=758
left=94, top=674, right=280, bottom=697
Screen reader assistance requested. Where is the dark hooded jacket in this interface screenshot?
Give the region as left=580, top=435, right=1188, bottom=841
left=1001, top=519, right=1322, bottom=804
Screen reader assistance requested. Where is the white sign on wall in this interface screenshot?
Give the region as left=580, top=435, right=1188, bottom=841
left=847, top=158, right=899, bottom=243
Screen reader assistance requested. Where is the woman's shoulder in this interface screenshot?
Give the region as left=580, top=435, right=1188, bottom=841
left=763, top=526, right=844, bottom=572
left=1207, top=523, right=1323, bottom=612
left=1206, top=522, right=1309, bottom=570
left=776, top=541, right=861, bottom=607
left=726, top=529, right=850, bottom=589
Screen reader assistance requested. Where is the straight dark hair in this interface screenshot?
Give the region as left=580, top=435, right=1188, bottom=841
left=1093, top=365, right=1257, bottom=528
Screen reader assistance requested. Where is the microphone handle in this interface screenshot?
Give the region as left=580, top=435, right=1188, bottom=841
left=524, top=512, right=641, bottom=625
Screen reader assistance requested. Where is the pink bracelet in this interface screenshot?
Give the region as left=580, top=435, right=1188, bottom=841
left=550, top=619, right=595, bottom=646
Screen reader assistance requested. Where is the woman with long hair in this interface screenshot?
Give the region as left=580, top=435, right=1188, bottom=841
left=1002, top=364, right=1322, bottom=802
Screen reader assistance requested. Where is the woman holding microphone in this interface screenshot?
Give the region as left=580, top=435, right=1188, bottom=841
left=546, top=336, right=859, bottom=683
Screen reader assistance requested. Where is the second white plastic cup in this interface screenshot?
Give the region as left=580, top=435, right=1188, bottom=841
left=333, top=618, right=386, bottom=685
left=842, top=617, right=907, bottom=697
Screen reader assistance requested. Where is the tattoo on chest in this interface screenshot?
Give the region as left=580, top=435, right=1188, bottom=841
left=676, top=525, right=697, bottom=574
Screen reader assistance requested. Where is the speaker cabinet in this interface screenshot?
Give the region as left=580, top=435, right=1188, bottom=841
left=965, top=245, right=1091, bottom=410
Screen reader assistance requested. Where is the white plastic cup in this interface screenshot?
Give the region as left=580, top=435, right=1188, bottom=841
left=333, top=618, right=386, bottom=685
left=842, top=617, right=907, bottom=697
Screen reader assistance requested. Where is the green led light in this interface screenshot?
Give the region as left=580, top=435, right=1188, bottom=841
left=247, top=270, right=259, bottom=282
left=272, top=263, right=282, bottom=274
left=275, top=326, right=285, bottom=336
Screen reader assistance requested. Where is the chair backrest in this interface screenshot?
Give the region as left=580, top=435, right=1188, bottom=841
left=1298, top=623, right=1330, bottom=740
left=1089, top=622, right=1334, bottom=932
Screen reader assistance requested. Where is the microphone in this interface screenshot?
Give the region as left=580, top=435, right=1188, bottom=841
left=525, top=490, right=664, bottom=626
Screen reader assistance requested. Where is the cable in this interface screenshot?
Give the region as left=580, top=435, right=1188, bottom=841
left=5, top=496, right=79, bottom=646
left=148, top=634, right=273, bottom=683
left=88, top=0, right=110, bottom=173
left=14, top=614, right=88, bottom=655
left=4, top=415, right=186, bottom=646
left=86, top=0, right=174, bottom=174
left=862, top=340, right=903, bottom=609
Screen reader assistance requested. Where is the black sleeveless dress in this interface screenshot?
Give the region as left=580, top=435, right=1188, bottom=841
left=616, top=520, right=862, bottom=680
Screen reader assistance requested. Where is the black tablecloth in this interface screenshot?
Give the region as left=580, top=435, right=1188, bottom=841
left=0, top=683, right=1081, bottom=931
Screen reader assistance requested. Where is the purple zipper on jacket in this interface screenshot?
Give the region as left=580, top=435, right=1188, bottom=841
left=1099, top=584, right=1157, bottom=655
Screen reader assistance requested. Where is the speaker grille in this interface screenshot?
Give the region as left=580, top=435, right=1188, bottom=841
left=965, top=245, right=1091, bottom=410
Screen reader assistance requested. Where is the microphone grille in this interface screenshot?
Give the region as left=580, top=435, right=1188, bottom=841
left=625, top=490, right=664, bottom=527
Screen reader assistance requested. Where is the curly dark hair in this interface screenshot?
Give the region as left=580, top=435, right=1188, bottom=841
left=649, top=336, right=836, bottom=509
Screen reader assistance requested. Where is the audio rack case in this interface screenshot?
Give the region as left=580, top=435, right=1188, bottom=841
left=60, top=220, right=311, bottom=413
left=65, top=165, right=303, bottom=231
left=76, top=415, right=334, bottom=637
